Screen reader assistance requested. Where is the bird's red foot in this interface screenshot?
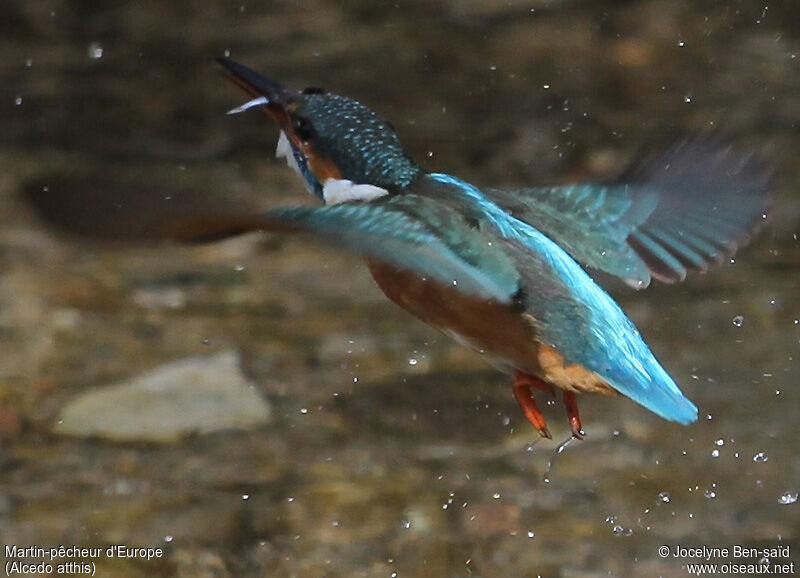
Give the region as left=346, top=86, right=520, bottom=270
left=512, top=372, right=553, bottom=439
left=562, top=391, right=585, bottom=440
left=512, top=372, right=586, bottom=440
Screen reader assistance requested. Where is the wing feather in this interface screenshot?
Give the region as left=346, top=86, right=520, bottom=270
left=255, top=196, right=520, bottom=302
left=484, top=136, right=771, bottom=287
left=22, top=173, right=519, bottom=303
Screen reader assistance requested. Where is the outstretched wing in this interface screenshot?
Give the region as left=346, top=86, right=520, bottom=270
left=22, top=174, right=519, bottom=303
left=22, top=173, right=268, bottom=243
left=253, top=196, right=521, bottom=302
left=485, top=136, right=771, bottom=288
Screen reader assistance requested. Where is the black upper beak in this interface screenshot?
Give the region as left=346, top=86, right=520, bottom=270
left=216, top=57, right=294, bottom=104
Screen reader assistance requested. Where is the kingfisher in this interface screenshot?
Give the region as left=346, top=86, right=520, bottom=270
left=25, top=58, right=771, bottom=440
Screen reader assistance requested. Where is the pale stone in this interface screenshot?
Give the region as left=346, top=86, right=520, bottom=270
left=54, top=350, right=271, bottom=442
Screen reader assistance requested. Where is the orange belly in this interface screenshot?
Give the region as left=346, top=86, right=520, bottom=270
left=366, top=260, right=616, bottom=396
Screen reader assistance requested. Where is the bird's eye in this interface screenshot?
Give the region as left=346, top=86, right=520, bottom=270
left=292, top=116, right=315, bottom=143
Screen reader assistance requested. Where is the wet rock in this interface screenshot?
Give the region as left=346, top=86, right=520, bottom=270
left=54, top=351, right=271, bottom=442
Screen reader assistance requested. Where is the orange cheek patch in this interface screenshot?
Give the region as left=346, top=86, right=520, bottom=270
left=306, top=150, right=342, bottom=183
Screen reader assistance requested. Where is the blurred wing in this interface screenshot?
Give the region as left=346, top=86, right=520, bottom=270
left=485, top=136, right=772, bottom=288
left=22, top=174, right=519, bottom=302
left=22, top=172, right=267, bottom=243
left=256, top=196, right=521, bottom=302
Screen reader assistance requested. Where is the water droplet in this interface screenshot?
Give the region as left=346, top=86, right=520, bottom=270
left=492, top=492, right=501, bottom=499
left=234, top=264, right=245, bottom=272
left=401, top=519, right=411, bottom=529
left=527, top=530, right=535, bottom=538
left=200, top=338, right=211, bottom=346
left=704, top=489, right=717, bottom=499
left=14, top=96, right=22, bottom=105
left=612, top=525, right=632, bottom=537
left=164, top=535, right=173, bottom=543
left=656, top=491, right=671, bottom=504
left=25, top=58, right=33, bottom=67
left=753, top=451, right=768, bottom=463
left=408, top=358, right=418, bottom=366
left=777, top=490, right=798, bottom=505
left=300, top=407, right=308, bottom=414
left=684, top=94, right=692, bottom=103
left=711, top=449, right=720, bottom=458
left=543, top=84, right=550, bottom=89
left=715, top=439, right=724, bottom=446
left=732, top=315, right=744, bottom=327
left=678, top=40, right=686, bottom=47
left=242, top=494, right=250, bottom=500
left=88, top=42, right=104, bottom=59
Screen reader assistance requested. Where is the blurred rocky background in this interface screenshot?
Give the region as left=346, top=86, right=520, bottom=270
left=0, top=1, right=798, bottom=576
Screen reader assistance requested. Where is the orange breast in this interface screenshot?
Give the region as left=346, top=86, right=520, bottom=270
left=366, top=260, right=616, bottom=396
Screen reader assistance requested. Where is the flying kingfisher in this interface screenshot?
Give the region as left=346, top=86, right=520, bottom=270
left=25, top=58, right=771, bottom=440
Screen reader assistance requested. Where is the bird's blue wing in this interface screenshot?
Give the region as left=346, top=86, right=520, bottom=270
left=22, top=174, right=519, bottom=302
left=427, top=172, right=698, bottom=424
left=484, top=136, right=771, bottom=288
left=503, top=237, right=698, bottom=424
left=258, top=195, right=521, bottom=303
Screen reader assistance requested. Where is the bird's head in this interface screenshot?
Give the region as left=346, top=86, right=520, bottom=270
left=218, top=58, right=422, bottom=204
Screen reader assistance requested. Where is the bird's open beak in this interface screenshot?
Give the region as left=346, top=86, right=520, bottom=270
left=217, top=57, right=296, bottom=125
left=218, top=57, right=331, bottom=200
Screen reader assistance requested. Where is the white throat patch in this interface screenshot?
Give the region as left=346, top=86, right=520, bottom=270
left=322, top=178, right=389, bottom=206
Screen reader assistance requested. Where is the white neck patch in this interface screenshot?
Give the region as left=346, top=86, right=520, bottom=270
left=322, top=178, right=389, bottom=205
